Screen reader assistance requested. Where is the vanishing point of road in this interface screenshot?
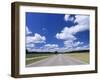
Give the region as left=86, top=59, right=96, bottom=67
left=26, top=54, right=87, bottom=67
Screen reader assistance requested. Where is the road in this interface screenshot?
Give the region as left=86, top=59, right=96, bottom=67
left=26, top=54, right=87, bottom=67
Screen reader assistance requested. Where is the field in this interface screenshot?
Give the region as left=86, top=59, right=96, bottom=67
left=64, top=52, right=89, bottom=63
left=26, top=53, right=55, bottom=65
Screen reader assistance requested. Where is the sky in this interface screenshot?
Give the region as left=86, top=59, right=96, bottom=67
left=26, top=12, right=89, bottom=52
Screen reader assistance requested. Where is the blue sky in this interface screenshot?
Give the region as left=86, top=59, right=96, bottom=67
left=26, top=12, right=89, bottom=52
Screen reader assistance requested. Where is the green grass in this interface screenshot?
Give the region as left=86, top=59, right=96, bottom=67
left=26, top=53, right=55, bottom=65
left=26, top=53, right=53, bottom=58
left=26, top=56, right=49, bottom=65
left=65, top=52, right=89, bottom=63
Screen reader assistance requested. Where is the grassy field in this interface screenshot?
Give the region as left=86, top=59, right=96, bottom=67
left=26, top=53, right=53, bottom=58
left=26, top=53, right=54, bottom=65
left=65, top=52, right=89, bottom=63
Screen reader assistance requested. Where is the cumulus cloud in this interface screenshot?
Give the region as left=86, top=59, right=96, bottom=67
left=64, top=40, right=84, bottom=49
left=43, top=44, right=59, bottom=52
left=26, top=33, right=46, bottom=44
left=64, top=14, right=89, bottom=26
left=26, top=26, right=32, bottom=35
left=26, top=26, right=47, bottom=51
left=26, top=43, right=35, bottom=48
left=28, top=43, right=88, bottom=52
left=55, top=14, right=89, bottom=51
left=64, top=14, right=76, bottom=22
left=29, top=44, right=59, bottom=52
left=56, top=14, right=89, bottom=40
left=26, top=43, right=35, bottom=51
left=42, top=44, right=59, bottom=51
left=75, top=44, right=89, bottom=50
left=75, top=15, right=89, bottom=25
left=73, top=41, right=84, bottom=47
left=26, top=33, right=46, bottom=51
left=56, top=27, right=77, bottom=40
left=44, top=44, right=58, bottom=49
left=64, top=14, right=69, bottom=21
left=70, top=15, right=89, bottom=34
left=56, top=15, right=89, bottom=40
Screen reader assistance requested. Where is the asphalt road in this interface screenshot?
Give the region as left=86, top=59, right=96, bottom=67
left=26, top=54, right=86, bottom=67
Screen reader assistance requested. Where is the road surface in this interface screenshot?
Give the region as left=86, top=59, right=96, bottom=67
left=26, top=54, right=87, bottom=67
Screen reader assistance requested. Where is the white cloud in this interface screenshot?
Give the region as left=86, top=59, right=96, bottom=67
left=64, top=14, right=89, bottom=26
left=75, top=44, right=89, bottom=50
left=26, top=43, right=35, bottom=48
left=26, top=26, right=32, bottom=35
left=26, top=43, right=35, bottom=51
left=82, top=44, right=89, bottom=49
left=55, top=15, right=89, bottom=51
left=56, top=27, right=76, bottom=40
left=64, top=14, right=69, bottom=21
left=28, top=44, right=59, bottom=52
left=26, top=27, right=46, bottom=50
left=44, top=44, right=58, bottom=49
left=26, top=33, right=46, bottom=51
left=56, top=15, right=89, bottom=41
left=64, top=40, right=84, bottom=50
left=69, top=15, right=89, bottom=34
left=73, top=41, right=84, bottom=47
left=75, top=15, right=89, bottom=25
left=64, top=14, right=75, bottom=22
left=64, top=40, right=73, bottom=48
left=26, top=33, right=46, bottom=44
left=27, top=43, right=89, bottom=52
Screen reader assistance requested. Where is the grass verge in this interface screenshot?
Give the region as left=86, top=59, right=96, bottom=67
left=65, top=52, right=89, bottom=63
left=26, top=56, right=49, bottom=65
left=26, top=53, right=55, bottom=65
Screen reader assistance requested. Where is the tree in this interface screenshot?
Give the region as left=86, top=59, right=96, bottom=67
left=55, top=51, right=58, bottom=54
left=26, top=49, right=29, bottom=54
